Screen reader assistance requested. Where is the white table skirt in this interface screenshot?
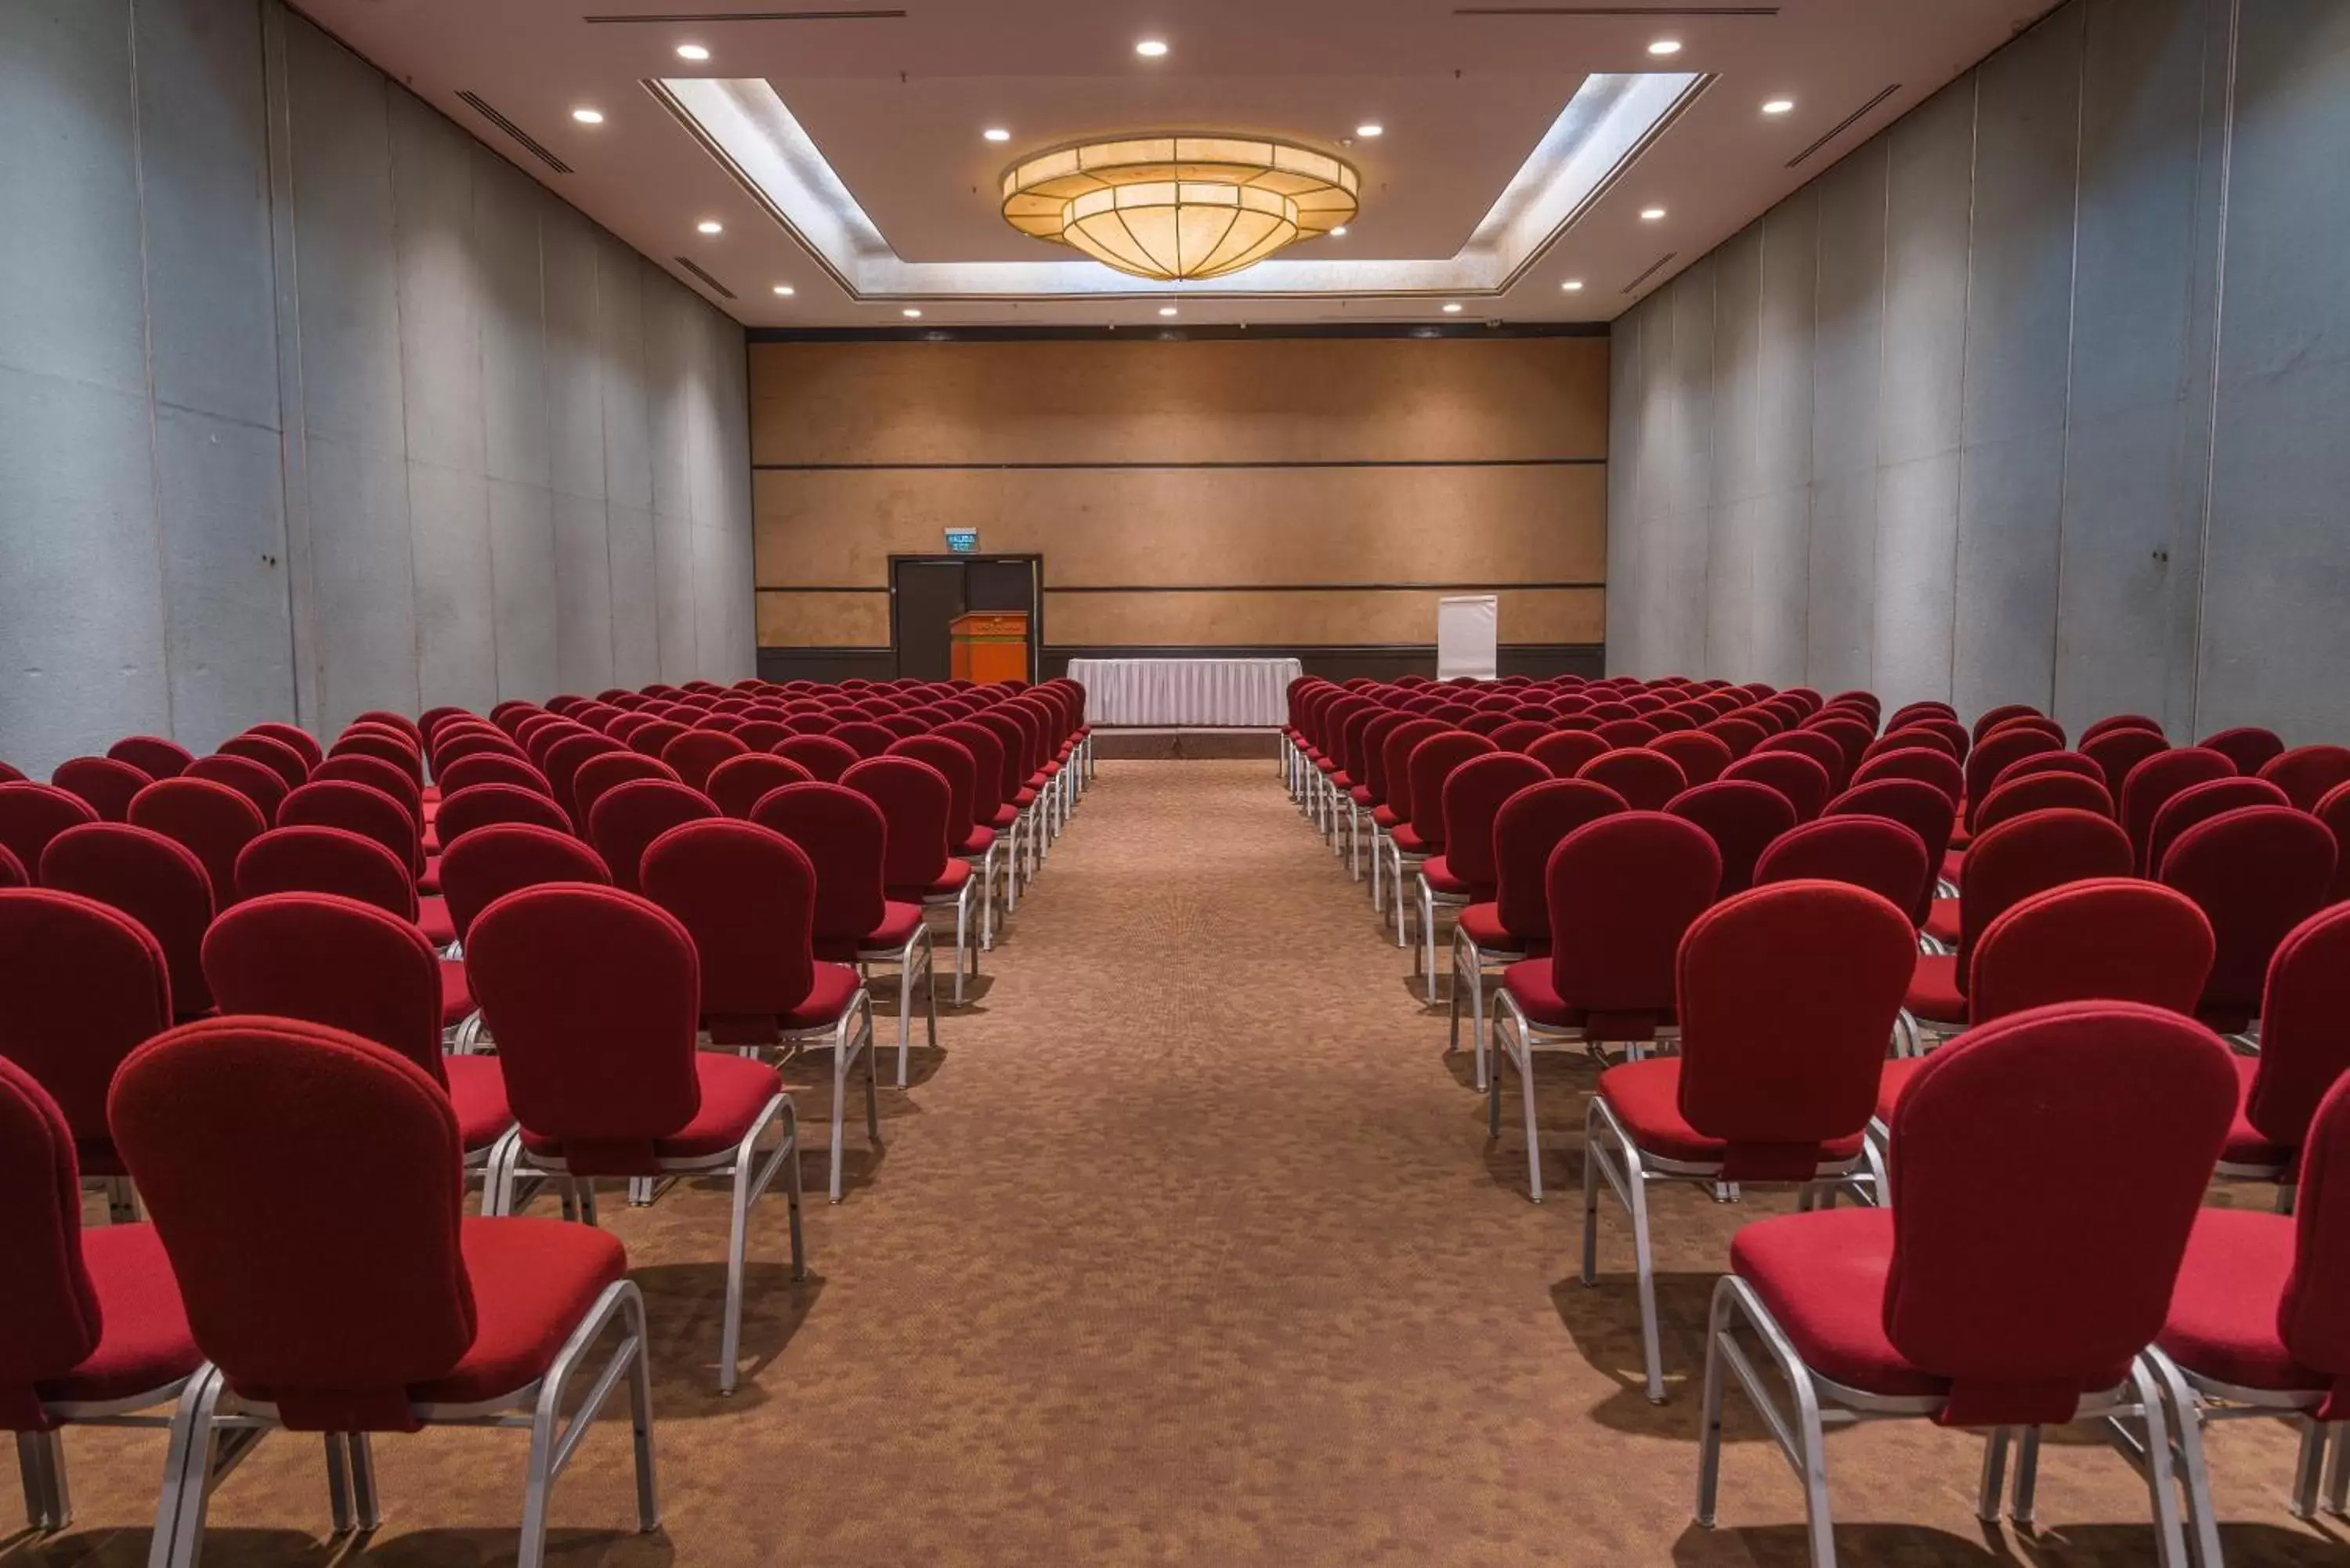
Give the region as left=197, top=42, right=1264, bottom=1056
left=1068, top=657, right=1303, bottom=728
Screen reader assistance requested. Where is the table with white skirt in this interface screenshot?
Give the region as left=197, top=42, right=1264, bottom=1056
left=1067, top=656, right=1303, bottom=728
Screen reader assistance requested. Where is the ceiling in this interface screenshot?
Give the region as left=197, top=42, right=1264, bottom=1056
left=298, top=0, right=2056, bottom=329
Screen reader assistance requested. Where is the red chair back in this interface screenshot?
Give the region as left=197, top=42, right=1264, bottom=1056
left=0, top=1058, right=101, bottom=1414
left=40, top=824, right=215, bottom=1014
left=431, top=728, right=530, bottom=774
left=279, top=779, right=421, bottom=878
left=352, top=710, right=423, bottom=746
left=1885, top=715, right=1969, bottom=760
left=128, top=777, right=266, bottom=910
left=216, top=732, right=309, bottom=792
left=2199, top=725, right=2286, bottom=778
left=1951, top=807, right=2134, bottom=981
left=843, top=756, right=953, bottom=894
left=1719, top=750, right=1832, bottom=822
left=2120, top=746, right=2236, bottom=871
left=1527, top=729, right=1607, bottom=779
left=328, top=728, right=423, bottom=786
left=587, top=779, right=718, bottom=894
left=1969, top=703, right=2044, bottom=743
left=1647, top=730, right=1733, bottom=787
left=541, top=732, right=624, bottom=826
left=1973, top=769, right=2113, bottom=833
left=436, top=782, right=573, bottom=847
left=1984, top=714, right=2066, bottom=748
left=0, top=782, right=100, bottom=876
left=1882, top=1000, right=2235, bottom=1425
left=1676, top=881, right=1914, bottom=1179
left=1665, top=779, right=1795, bottom=898
left=661, top=729, right=748, bottom=792
left=0, top=889, right=172, bottom=1159
left=1992, top=750, right=2106, bottom=790
left=202, top=894, right=443, bottom=1087
left=1546, top=814, right=1719, bottom=1039
left=107, top=735, right=193, bottom=779
left=0, top=845, right=23, bottom=888
left=1823, top=779, right=1954, bottom=922
left=642, top=820, right=822, bottom=1042
left=1489, top=781, right=1625, bottom=941
left=1969, top=879, right=2212, bottom=1021
left=1962, top=729, right=2062, bottom=826
left=573, top=751, right=678, bottom=832
left=313, top=753, right=425, bottom=826
left=2160, top=806, right=2337, bottom=1031
left=236, top=826, right=418, bottom=919
left=2081, top=726, right=2170, bottom=794
left=1574, top=749, right=1685, bottom=813
left=832, top=721, right=898, bottom=761
left=2319, top=782, right=2350, bottom=905
left=1754, top=728, right=1849, bottom=791
left=2281, top=1075, right=2350, bottom=1393
left=776, top=734, right=862, bottom=783
left=935, top=721, right=1007, bottom=824
left=1405, top=732, right=1497, bottom=845
left=888, top=736, right=980, bottom=848
left=110, top=1016, right=475, bottom=1430
left=438, top=823, right=610, bottom=942
left=625, top=718, right=688, bottom=759
left=2080, top=714, right=2162, bottom=745
left=2145, top=776, right=2290, bottom=876
left=1754, top=816, right=1930, bottom=920
left=51, top=757, right=151, bottom=823
left=2262, top=745, right=2350, bottom=813
left=707, top=753, right=815, bottom=821
left=750, top=783, right=888, bottom=954
left=1433, top=753, right=1546, bottom=897
left=1376, top=720, right=1450, bottom=822
left=1849, top=744, right=1964, bottom=801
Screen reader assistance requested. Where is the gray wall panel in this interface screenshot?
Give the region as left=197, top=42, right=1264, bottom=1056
left=554, top=494, right=616, bottom=695
left=490, top=480, right=558, bottom=700
left=1951, top=428, right=2064, bottom=715
left=474, top=150, right=550, bottom=491
left=1877, top=78, right=1975, bottom=471
left=607, top=503, right=662, bottom=689
left=152, top=406, right=295, bottom=750
left=599, top=242, right=655, bottom=511
left=1871, top=453, right=1961, bottom=710
left=306, top=435, right=419, bottom=731
left=389, top=95, right=486, bottom=476
left=654, top=509, right=699, bottom=682
left=406, top=462, right=496, bottom=712
left=543, top=208, right=608, bottom=503
left=1603, top=304, right=1643, bottom=674
left=1755, top=191, right=1817, bottom=498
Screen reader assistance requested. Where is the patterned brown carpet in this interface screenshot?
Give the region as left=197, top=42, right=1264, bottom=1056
left=15, top=760, right=2348, bottom=1566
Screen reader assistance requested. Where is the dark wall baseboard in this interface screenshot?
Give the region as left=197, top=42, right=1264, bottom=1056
left=756, top=646, right=898, bottom=684
left=757, top=642, right=1607, bottom=685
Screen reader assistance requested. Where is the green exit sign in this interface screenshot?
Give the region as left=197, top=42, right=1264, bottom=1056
left=944, top=529, right=979, bottom=554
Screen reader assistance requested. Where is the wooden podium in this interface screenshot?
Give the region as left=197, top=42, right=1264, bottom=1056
left=949, top=611, right=1029, bottom=685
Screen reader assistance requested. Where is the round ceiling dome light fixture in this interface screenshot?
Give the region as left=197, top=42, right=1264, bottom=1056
left=1000, top=134, right=1358, bottom=281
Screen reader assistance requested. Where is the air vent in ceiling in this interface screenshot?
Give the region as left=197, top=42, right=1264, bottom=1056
left=1453, top=6, right=1778, bottom=16
left=1622, top=253, right=1679, bottom=294
left=584, top=9, right=906, bottom=21
left=673, top=256, right=738, bottom=300
left=1787, top=85, right=1902, bottom=168
left=455, top=92, right=573, bottom=174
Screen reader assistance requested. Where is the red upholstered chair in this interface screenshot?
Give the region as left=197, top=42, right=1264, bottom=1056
left=1752, top=728, right=1850, bottom=791
left=2160, top=806, right=2337, bottom=1035
left=1985, top=714, right=2067, bottom=749
left=2081, top=712, right=2164, bottom=744
left=1972, top=768, right=2114, bottom=833
left=2211, top=903, right=2350, bottom=1193
left=1388, top=732, right=1495, bottom=960
left=1822, top=779, right=1954, bottom=923
left=328, top=727, right=423, bottom=789
left=217, top=731, right=309, bottom=793
left=641, top=821, right=876, bottom=1202
left=0, top=844, right=21, bottom=887
left=831, top=721, right=896, bottom=761
left=107, top=734, right=193, bottom=779
left=1720, top=750, right=1833, bottom=823
left=781, top=712, right=840, bottom=737
left=1849, top=744, right=1964, bottom=801
left=108, top=1015, right=656, bottom=1557
left=128, top=777, right=264, bottom=912
left=0, top=783, right=98, bottom=877
left=844, top=755, right=966, bottom=1048
left=1666, top=779, right=1796, bottom=899
left=587, top=778, right=718, bottom=895
left=1700, top=1000, right=2236, bottom=1564
left=1801, top=716, right=1877, bottom=784
left=1595, top=717, right=1661, bottom=747
left=1589, top=880, right=1914, bottom=1400
left=204, top=893, right=512, bottom=1194
left=1488, top=720, right=1552, bottom=754
left=2199, top=725, right=2286, bottom=778
left=2121, top=746, right=2236, bottom=873
left=1648, top=730, right=1733, bottom=788
left=2083, top=724, right=2171, bottom=795
left=438, top=823, right=610, bottom=947
left=50, top=757, right=151, bottom=823
left=1911, top=806, right=2136, bottom=1021
left=1421, top=752, right=1549, bottom=1057
left=1992, top=748, right=2106, bottom=790
left=435, top=782, right=573, bottom=847
left=314, top=750, right=427, bottom=836
left=352, top=708, right=422, bottom=746
left=707, top=753, right=814, bottom=820
left=231, top=826, right=475, bottom=1033
left=2145, top=775, right=2290, bottom=877
left=0, top=1057, right=201, bottom=1532
left=1491, top=813, right=1720, bottom=1201
left=1528, top=728, right=1609, bottom=779
left=280, top=776, right=423, bottom=876
left=661, top=728, right=747, bottom=792
left=2319, top=781, right=2350, bottom=905
left=573, top=750, right=677, bottom=835
left=625, top=717, right=688, bottom=758
left=1969, top=702, right=2044, bottom=742
left=2262, top=744, right=2350, bottom=812
left=540, top=731, right=624, bottom=829
left=2157, top=1074, right=2350, bottom=1550
left=431, top=727, right=530, bottom=774
left=1755, top=817, right=1932, bottom=933
left=1576, top=748, right=1686, bottom=813
left=938, top=717, right=1022, bottom=922
left=185, top=751, right=287, bottom=825
left=1961, top=728, right=2062, bottom=833
left=776, top=732, right=862, bottom=784
left=889, top=733, right=1006, bottom=952
left=40, top=823, right=213, bottom=1022
left=465, top=884, right=801, bottom=1392
left=0, top=891, right=168, bottom=1227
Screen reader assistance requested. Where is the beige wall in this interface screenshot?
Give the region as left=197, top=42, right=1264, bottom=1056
left=750, top=334, right=1608, bottom=652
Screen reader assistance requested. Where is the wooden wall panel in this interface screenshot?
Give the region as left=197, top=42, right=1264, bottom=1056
left=757, top=590, right=888, bottom=647
left=1045, top=588, right=1604, bottom=646
left=750, top=338, right=1607, bottom=467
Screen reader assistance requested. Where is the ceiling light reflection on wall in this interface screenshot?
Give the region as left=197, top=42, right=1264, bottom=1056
left=902, top=307, right=923, bottom=318
left=1640, top=206, right=1666, bottom=222
left=1560, top=280, right=1584, bottom=291
left=983, top=127, right=1011, bottom=142
left=1134, top=38, right=1168, bottom=57
left=1647, top=39, right=1683, bottom=56
left=772, top=284, right=795, bottom=296
left=571, top=107, right=605, bottom=124
left=1762, top=99, right=1795, bottom=115
left=1442, top=302, right=1463, bottom=313
left=675, top=43, right=710, bottom=61
left=1329, top=225, right=1347, bottom=237
left=696, top=219, right=723, bottom=234
left=1355, top=123, right=1383, bottom=138
left=1159, top=306, right=1179, bottom=317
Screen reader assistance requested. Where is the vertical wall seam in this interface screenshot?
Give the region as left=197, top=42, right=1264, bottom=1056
left=1947, top=68, right=1983, bottom=705
left=1868, top=139, right=1893, bottom=695
left=2046, top=3, right=2090, bottom=717
left=259, top=2, right=314, bottom=732
left=471, top=146, right=503, bottom=705
left=126, top=0, right=180, bottom=746
left=2188, top=0, right=2240, bottom=739
left=385, top=84, right=424, bottom=718
left=1698, top=268, right=1717, bottom=677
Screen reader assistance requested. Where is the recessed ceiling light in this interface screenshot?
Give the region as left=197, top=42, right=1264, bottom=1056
left=1330, top=225, right=1348, bottom=237
left=1560, top=280, right=1585, bottom=292
left=1647, top=38, right=1683, bottom=56
left=1762, top=98, right=1795, bottom=115
left=1159, top=305, right=1179, bottom=317
left=1356, top=123, right=1384, bottom=138
left=570, top=107, right=605, bottom=125
left=983, top=127, right=1011, bottom=142
left=675, top=42, right=710, bottom=61
left=1640, top=206, right=1667, bottom=222
left=1135, top=38, right=1168, bottom=57
left=1442, top=302, right=1463, bottom=313
left=772, top=284, right=795, bottom=297
left=902, top=307, right=923, bottom=319
left=696, top=220, right=723, bottom=235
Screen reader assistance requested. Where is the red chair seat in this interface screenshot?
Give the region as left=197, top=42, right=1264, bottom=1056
left=1041, top=760, right=1062, bottom=778
left=439, top=958, right=474, bottom=1030
left=1459, top=901, right=1542, bottom=956
left=777, top=963, right=862, bottom=1032
left=817, top=899, right=926, bottom=963
left=519, top=1053, right=782, bottom=1165
left=1012, top=787, right=1037, bottom=809
left=1730, top=1210, right=1948, bottom=1399
left=419, top=854, right=442, bottom=894
left=35, top=1223, right=201, bottom=1405
left=444, top=1053, right=512, bottom=1152
left=406, top=1218, right=628, bottom=1406
left=989, top=804, right=1019, bottom=831
left=1602, top=1059, right=1864, bottom=1170
left=418, top=896, right=456, bottom=948
left=2155, top=1208, right=2316, bottom=1393
left=1371, top=805, right=1401, bottom=831
left=1924, top=898, right=1960, bottom=946
left=1329, top=771, right=1353, bottom=792
left=896, top=858, right=971, bottom=902
left=1904, top=953, right=1965, bottom=1026
left=1500, top=959, right=1583, bottom=1028
left=1419, top=855, right=1470, bottom=896
left=1875, top=1056, right=1926, bottom=1125
left=2222, top=1055, right=2289, bottom=1168
left=956, top=826, right=997, bottom=857
left=422, top=827, right=441, bottom=855
left=1349, top=786, right=1375, bottom=807
left=1390, top=824, right=1432, bottom=855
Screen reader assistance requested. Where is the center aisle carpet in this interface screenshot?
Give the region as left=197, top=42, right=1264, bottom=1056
left=33, top=761, right=2330, bottom=1566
